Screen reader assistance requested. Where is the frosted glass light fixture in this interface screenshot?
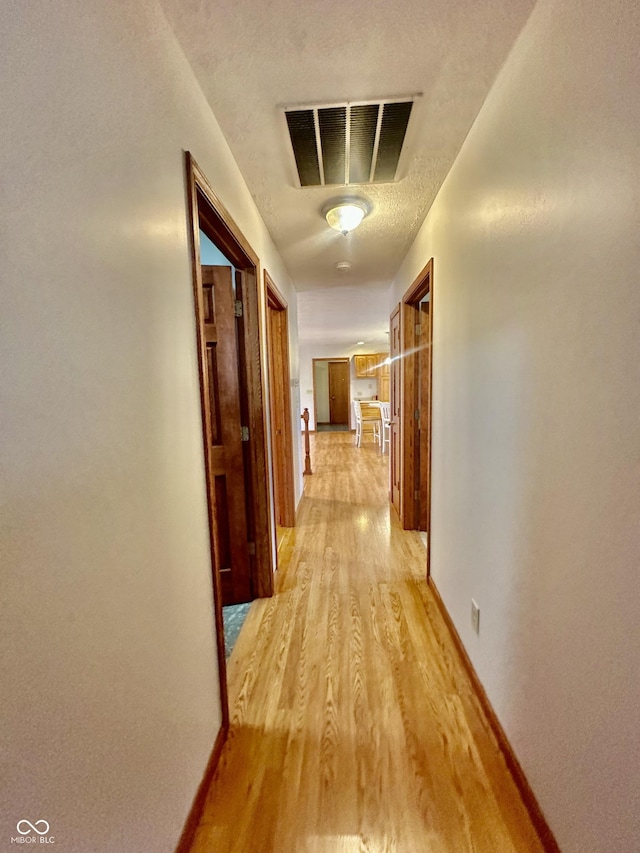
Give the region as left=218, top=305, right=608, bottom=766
left=323, top=200, right=369, bottom=236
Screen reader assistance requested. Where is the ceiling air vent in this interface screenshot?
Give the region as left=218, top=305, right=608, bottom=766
left=283, top=97, right=417, bottom=187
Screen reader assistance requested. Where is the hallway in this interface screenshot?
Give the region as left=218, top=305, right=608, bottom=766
left=189, top=433, right=545, bottom=853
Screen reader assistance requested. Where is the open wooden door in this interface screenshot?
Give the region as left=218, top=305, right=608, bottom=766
left=200, top=265, right=251, bottom=604
left=390, top=305, right=401, bottom=516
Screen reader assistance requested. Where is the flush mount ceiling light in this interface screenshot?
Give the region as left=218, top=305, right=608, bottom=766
left=323, top=199, right=369, bottom=236
left=335, top=260, right=352, bottom=273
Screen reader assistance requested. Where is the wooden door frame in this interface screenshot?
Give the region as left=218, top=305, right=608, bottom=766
left=312, top=357, right=350, bottom=430
left=264, top=271, right=295, bottom=528
left=400, top=259, right=434, bottom=578
left=185, top=151, right=275, bottom=710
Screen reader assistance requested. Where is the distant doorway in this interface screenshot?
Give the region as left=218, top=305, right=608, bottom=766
left=399, top=259, right=434, bottom=578
left=264, top=272, right=295, bottom=530
left=313, top=358, right=350, bottom=430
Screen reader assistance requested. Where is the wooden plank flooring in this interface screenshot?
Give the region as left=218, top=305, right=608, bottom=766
left=189, top=432, right=546, bottom=853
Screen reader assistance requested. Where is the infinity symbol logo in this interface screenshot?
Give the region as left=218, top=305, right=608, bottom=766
left=17, top=820, right=50, bottom=835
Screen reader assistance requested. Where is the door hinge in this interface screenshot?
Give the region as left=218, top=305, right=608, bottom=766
left=241, top=425, right=249, bottom=442
left=415, top=323, right=421, bottom=336
left=414, top=409, right=420, bottom=420
left=234, top=299, right=243, bottom=318
left=247, top=541, right=256, bottom=556
left=414, top=489, right=420, bottom=501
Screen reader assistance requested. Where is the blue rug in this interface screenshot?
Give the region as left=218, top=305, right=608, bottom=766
left=223, top=602, right=252, bottom=659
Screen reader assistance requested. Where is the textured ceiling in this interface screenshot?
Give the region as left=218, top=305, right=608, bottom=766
left=297, top=284, right=391, bottom=349
left=159, top=0, right=535, bottom=342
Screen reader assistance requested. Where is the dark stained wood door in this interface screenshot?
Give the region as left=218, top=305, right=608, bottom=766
left=328, top=361, right=350, bottom=424
left=398, top=258, right=434, bottom=541
left=390, top=305, right=401, bottom=516
left=201, top=265, right=251, bottom=604
left=418, top=297, right=431, bottom=532
left=266, top=279, right=295, bottom=528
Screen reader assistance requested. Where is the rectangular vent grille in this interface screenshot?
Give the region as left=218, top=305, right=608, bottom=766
left=284, top=98, right=415, bottom=187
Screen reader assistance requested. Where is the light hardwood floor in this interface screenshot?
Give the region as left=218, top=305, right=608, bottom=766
left=189, top=432, right=546, bottom=853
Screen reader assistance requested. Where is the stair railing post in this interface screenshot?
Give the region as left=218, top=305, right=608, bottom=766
left=301, top=408, right=313, bottom=475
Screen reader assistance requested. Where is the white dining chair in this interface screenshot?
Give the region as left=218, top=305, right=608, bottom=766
left=372, top=405, right=382, bottom=446
left=353, top=400, right=379, bottom=447
left=379, top=402, right=391, bottom=454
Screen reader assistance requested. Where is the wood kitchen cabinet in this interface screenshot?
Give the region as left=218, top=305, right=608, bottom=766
left=353, top=354, right=376, bottom=378
left=352, top=353, right=390, bottom=400
left=376, top=356, right=390, bottom=401
left=353, top=353, right=388, bottom=378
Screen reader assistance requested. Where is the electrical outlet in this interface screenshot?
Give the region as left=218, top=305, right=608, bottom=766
left=471, top=599, right=480, bottom=634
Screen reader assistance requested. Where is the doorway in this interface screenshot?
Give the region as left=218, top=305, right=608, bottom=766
left=416, top=292, right=431, bottom=533
left=264, top=271, right=295, bottom=534
left=313, top=358, right=350, bottom=431
left=394, top=260, right=434, bottom=576
left=185, top=152, right=276, bottom=726
left=390, top=305, right=401, bottom=516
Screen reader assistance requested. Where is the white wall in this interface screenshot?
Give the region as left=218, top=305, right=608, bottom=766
left=350, top=372, right=380, bottom=402
left=314, top=361, right=330, bottom=422
left=0, top=1, right=298, bottom=851
left=199, top=230, right=233, bottom=267
left=391, top=0, right=640, bottom=850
